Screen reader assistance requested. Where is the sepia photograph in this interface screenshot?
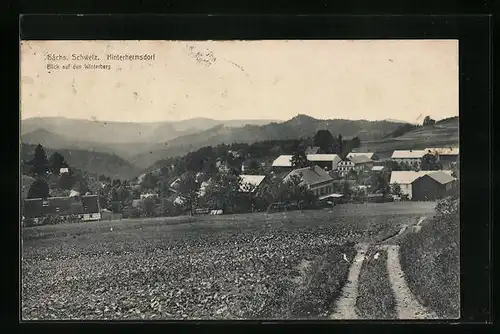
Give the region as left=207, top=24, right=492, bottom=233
left=20, top=40, right=460, bottom=320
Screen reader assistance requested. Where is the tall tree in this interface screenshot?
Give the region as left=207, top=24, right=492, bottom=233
left=342, top=180, right=352, bottom=198
left=142, top=197, right=156, bottom=217
left=313, top=130, right=335, bottom=153
left=391, top=183, right=402, bottom=197
left=204, top=171, right=241, bottom=213
left=29, top=144, right=50, bottom=177
left=423, top=116, right=436, bottom=126
left=58, top=172, right=75, bottom=190
left=291, top=150, right=310, bottom=168
left=27, top=178, right=50, bottom=199
left=350, top=137, right=361, bottom=149
left=421, top=153, right=442, bottom=171
left=48, top=152, right=67, bottom=174
left=178, top=172, right=200, bottom=215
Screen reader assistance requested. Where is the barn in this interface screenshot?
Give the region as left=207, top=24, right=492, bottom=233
left=411, top=171, right=458, bottom=201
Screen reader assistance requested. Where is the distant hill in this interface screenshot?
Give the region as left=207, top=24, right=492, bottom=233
left=20, top=143, right=140, bottom=180
left=21, top=116, right=279, bottom=144
left=435, top=116, right=459, bottom=127
left=21, top=128, right=155, bottom=160
left=131, top=115, right=406, bottom=168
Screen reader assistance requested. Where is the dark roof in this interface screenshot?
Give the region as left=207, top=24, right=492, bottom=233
left=426, top=171, right=456, bottom=185
left=23, top=195, right=99, bottom=218
left=23, top=198, right=44, bottom=218
left=285, top=165, right=333, bottom=186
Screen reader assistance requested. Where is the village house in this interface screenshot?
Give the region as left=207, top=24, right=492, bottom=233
left=337, top=155, right=374, bottom=176
left=23, top=195, right=101, bottom=222
left=59, top=167, right=69, bottom=174
left=239, top=175, right=267, bottom=194
left=425, top=147, right=459, bottom=169
left=391, top=150, right=427, bottom=166
left=389, top=170, right=454, bottom=200
left=411, top=171, right=458, bottom=201
left=282, top=165, right=335, bottom=198
left=169, top=177, right=182, bottom=193
left=306, top=154, right=342, bottom=171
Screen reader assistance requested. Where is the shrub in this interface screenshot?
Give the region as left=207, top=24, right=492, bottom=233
left=435, top=196, right=459, bottom=218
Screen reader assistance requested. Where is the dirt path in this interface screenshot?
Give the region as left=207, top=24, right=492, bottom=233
left=330, top=216, right=440, bottom=320
left=329, top=244, right=369, bottom=319
left=384, top=245, right=438, bottom=319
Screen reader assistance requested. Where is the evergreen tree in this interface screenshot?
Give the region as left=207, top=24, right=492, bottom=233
left=27, top=178, right=50, bottom=199
left=29, top=144, right=50, bottom=177
left=291, top=150, right=309, bottom=168
left=49, top=152, right=67, bottom=174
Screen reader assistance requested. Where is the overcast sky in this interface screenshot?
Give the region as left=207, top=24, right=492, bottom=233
left=21, top=40, right=458, bottom=123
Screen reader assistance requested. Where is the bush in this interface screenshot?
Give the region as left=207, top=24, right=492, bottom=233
left=435, top=196, right=459, bottom=218
left=399, top=199, right=460, bottom=318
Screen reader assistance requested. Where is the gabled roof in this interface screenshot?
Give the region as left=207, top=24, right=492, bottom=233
left=347, top=152, right=375, bottom=159
left=425, top=147, right=459, bottom=156
left=272, top=155, right=293, bottom=167
left=239, top=175, right=266, bottom=192
left=307, top=154, right=341, bottom=162
left=169, top=177, right=182, bottom=188
left=348, top=155, right=373, bottom=164
left=284, top=165, right=333, bottom=186
left=390, top=170, right=453, bottom=185
left=390, top=171, right=434, bottom=185
left=426, top=171, right=457, bottom=184
left=391, top=150, right=427, bottom=159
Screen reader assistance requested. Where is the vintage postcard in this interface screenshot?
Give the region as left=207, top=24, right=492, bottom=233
left=20, top=40, right=459, bottom=320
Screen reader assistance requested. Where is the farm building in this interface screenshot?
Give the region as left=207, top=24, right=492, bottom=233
left=306, top=154, right=342, bottom=171
left=239, top=175, right=267, bottom=193
left=390, top=170, right=454, bottom=200
left=347, top=152, right=378, bottom=160
left=337, top=155, right=374, bottom=176
left=411, top=171, right=458, bottom=201
left=391, top=150, right=427, bottom=166
left=23, top=195, right=101, bottom=222
left=283, top=165, right=335, bottom=198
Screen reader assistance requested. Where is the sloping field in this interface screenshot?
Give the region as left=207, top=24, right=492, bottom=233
left=22, top=202, right=435, bottom=320
left=359, top=123, right=458, bottom=159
